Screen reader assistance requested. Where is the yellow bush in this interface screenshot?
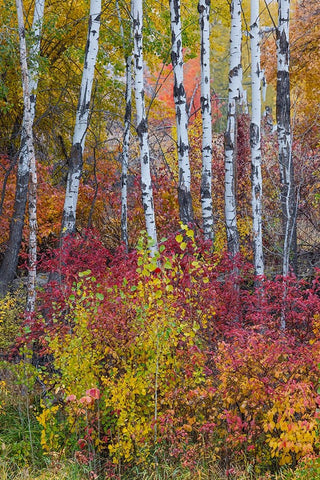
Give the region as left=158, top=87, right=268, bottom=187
left=0, top=290, right=25, bottom=351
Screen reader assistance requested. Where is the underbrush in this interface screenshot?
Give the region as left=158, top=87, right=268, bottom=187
left=1, top=231, right=320, bottom=479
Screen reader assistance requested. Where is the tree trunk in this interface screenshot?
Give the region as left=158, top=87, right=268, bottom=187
left=276, top=0, right=296, bottom=278
left=199, top=0, right=214, bottom=242
left=0, top=0, right=44, bottom=297
left=120, top=55, right=132, bottom=250
left=132, top=0, right=158, bottom=254
left=61, top=0, right=101, bottom=237
left=224, top=0, right=242, bottom=258
left=15, top=0, right=38, bottom=313
left=250, top=0, right=264, bottom=277
left=117, top=0, right=132, bottom=251
left=169, top=0, right=194, bottom=226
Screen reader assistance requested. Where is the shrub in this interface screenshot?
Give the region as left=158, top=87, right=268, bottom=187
left=18, top=230, right=320, bottom=477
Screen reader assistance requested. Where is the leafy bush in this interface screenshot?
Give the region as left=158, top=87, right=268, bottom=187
left=25, top=230, right=320, bottom=479
left=0, top=290, right=25, bottom=352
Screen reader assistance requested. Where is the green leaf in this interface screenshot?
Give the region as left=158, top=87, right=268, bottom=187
left=180, top=242, right=187, bottom=251
left=175, top=234, right=183, bottom=243
left=164, top=260, right=172, bottom=269
left=96, top=292, right=104, bottom=301
left=79, top=270, right=92, bottom=277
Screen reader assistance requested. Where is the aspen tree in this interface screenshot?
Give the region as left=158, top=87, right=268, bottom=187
left=169, top=0, right=194, bottom=226
left=15, top=0, right=38, bottom=312
left=224, top=0, right=242, bottom=258
left=250, top=0, right=264, bottom=277
left=276, top=0, right=296, bottom=277
left=199, top=0, right=214, bottom=242
left=0, top=0, right=44, bottom=297
left=117, top=0, right=132, bottom=251
left=132, top=0, right=158, bottom=254
left=61, top=0, right=101, bottom=237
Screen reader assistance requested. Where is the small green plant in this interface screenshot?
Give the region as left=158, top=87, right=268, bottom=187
left=277, top=457, right=320, bottom=480
left=0, top=349, right=45, bottom=471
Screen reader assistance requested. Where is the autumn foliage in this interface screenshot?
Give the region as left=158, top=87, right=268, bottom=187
left=1, top=1, right=320, bottom=479
left=3, top=228, right=313, bottom=478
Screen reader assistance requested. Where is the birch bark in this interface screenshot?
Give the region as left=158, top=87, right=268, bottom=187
left=224, top=0, right=242, bottom=258
left=0, top=0, right=44, bottom=297
left=250, top=0, right=264, bottom=277
left=276, top=0, right=296, bottom=278
left=61, top=0, right=101, bottom=237
left=132, top=0, right=158, bottom=254
left=15, top=0, right=38, bottom=312
left=198, top=0, right=214, bottom=242
left=120, top=55, right=132, bottom=250
left=169, top=0, right=194, bottom=226
left=117, top=0, right=132, bottom=250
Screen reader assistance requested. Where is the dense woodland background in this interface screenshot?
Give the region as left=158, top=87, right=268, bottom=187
left=0, top=0, right=320, bottom=479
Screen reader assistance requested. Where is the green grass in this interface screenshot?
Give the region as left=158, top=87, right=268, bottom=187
left=0, top=455, right=319, bottom=480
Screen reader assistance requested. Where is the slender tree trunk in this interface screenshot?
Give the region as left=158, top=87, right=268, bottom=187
left=117, top=0, right=132, bottom=251
left=198, top=0, right=214, bottom=242
left=132, top=0, right=158, bottom=254
left=224, top=0, right=242, bottom=258
left=276, top=0, right=296, bottom=278
left=250, top=0, right=264, bottom=277
left=61, top=0, right=101, bottom=237
left=0, top=0, right=44, bottom=297
left=120, top=55, right=132, bottom=250
left=169, top=0, right=194, bottom=226
left=15, top=0, right=38, bottom=313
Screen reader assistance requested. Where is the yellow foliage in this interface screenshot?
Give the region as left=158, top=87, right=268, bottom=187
left=0, top=291, right=25, bottom=351
left=49, top=302, right=104, bottom=398
left=264, top=382, right=318, bottom=464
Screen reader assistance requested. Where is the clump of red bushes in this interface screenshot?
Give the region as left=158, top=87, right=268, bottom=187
left=19, top=230, right=320, bottom=477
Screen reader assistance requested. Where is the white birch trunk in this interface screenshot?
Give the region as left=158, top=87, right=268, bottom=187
left=0, top=0, right=44, bottom=297
left=169, top=0, right=194, bottom=226
left=250, top=0, right=264, bottom=277
left=117, top=0, right=131, bottom=250
left=132, top=0, right=158, bottom=254
left=19, top=0, right=45, bottom=165
left=276, top=0, right=296, bottom=282
left=224, top=0, right=242, bottom=258
left=29, top=0, right=45, bottom=121
left=61, top=0, right=101, bottom=236
left=199, top=0, right=214, bottom=241
left=16, top=0, right=38, bottom=313
left=120, top=55, right=132, bottom=250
